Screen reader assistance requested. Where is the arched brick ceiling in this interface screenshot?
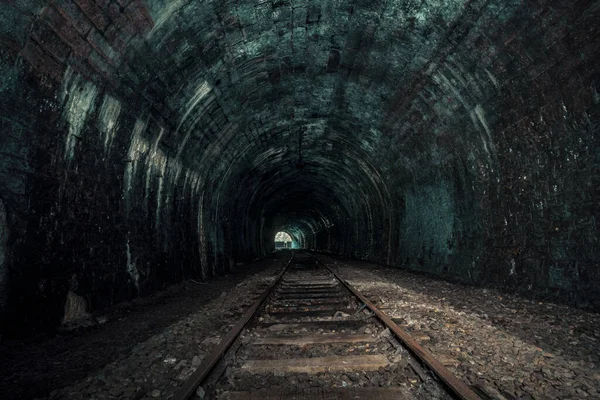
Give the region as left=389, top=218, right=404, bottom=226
left=135, top=0, right=506, bottom=254
left=0, top=0, right=598, bottom=332
left=123, top=0, right=597, bottom=265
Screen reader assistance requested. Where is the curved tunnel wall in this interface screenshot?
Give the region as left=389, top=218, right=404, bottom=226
left=0, top=0, right=598, bottom=334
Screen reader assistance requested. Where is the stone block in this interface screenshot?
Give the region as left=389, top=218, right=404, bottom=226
left=73, top=0, right=108, bottom=31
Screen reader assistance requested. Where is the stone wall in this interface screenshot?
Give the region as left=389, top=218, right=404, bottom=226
left=0, top=198, right=8, bottom=319
left=0, top=1, right=234, bottom=335
left=0, top=0, right=598, bottom=334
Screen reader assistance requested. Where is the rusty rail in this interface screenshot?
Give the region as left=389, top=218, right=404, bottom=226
left=173, top=252, right=294, bottom=400
left=174, top=251, right=481, bottom=400
left=318, top=257, right=482, bottom=400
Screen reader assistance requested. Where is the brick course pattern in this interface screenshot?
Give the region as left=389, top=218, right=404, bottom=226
left=0, top=0, right=598, bottom=334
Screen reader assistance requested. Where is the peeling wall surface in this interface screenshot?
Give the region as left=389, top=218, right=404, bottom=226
left=0, top=0, right=598, bottom=334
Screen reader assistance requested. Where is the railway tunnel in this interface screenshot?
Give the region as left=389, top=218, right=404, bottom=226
left=0, top=0, right=599, bottom=399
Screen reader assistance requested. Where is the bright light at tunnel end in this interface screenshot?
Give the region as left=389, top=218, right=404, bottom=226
left=274, top=231, right=294, bottom=249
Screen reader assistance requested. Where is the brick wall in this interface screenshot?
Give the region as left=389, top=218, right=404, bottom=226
left=0, top=0, right=598, bottom=334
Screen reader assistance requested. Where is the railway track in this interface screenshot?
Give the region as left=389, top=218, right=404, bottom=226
left=174, top=251, right=482, bottom=400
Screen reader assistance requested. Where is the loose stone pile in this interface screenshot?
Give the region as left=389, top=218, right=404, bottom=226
left=21, top=252, right=600, bottom=399
left=321, top=255, right=600, bottom=400
left=45, top=260, right=284, bottom=400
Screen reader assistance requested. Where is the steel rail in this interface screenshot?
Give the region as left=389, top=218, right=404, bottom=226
left=173, top=252, right=294, bottom=400
left=316, top=255, right=482, bottom=400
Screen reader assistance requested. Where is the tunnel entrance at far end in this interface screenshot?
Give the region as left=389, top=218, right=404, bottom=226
left=274, top=231, right=293, bottom=249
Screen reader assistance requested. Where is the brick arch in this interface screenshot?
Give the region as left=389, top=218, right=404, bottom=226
left=0, top=0, right=598, bottom=334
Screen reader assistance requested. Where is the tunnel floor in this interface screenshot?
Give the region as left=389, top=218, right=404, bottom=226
left=317, top=255, right=600, bottom=400
left=1, top=253, right=599, bottom=400
left=0, top=255, right=285, bottom=400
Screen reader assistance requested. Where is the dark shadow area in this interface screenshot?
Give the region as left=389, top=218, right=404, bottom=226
left=0, top=254, right=283, bottom=400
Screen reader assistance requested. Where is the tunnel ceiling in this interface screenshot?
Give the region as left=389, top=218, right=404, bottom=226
left=127, top=0, right=597, bottom=255
left=3, top=0, right=598, bottom=250
left=0, top=0, right=599, bottom=331
left=138, top=0, right=518, bottom=239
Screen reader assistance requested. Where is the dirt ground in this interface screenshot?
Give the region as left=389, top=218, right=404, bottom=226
left=0, top=253, right=288, bottom=400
